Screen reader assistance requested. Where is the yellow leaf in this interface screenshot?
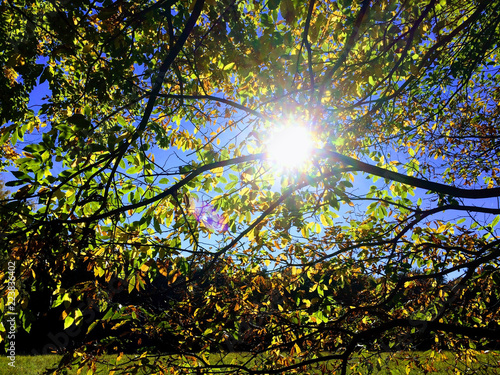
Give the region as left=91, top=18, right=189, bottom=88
left=301, top=226, right=309, bottom=238
left=320, top=214, right=329, bottom=226
left=212, top=166, right=224, bottom=177
left=4, top=66, right=19, bottom=85
left=294, top=343, right=301, bottom=354
left=75, top=308, right=82, bottom=320
left=314, top=222, right=321, bottom=234
left=248, top=229, right=255, bottom=242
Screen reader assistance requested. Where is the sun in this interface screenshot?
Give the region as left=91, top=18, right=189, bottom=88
left=266, top=125, right=314, bottom=170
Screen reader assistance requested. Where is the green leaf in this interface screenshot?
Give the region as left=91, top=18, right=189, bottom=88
left=178, top=259, right=189, bottom=275
left=103, top=308, right=115, bottom=321
left=84, top=105, right=91, bottom=117
left=153, top=217, right=162, bottom=233
left=128, top=275, right=136, bottom=294
left=268, top=0, right=280, bottom=10
left=5, top=180, right=26, bottom=187
left=67, top=114, right=91, bottom=129
left=64, top=314, right=75, bottom=330
left=491, top=215, right=500, bottom=228
left=117, top=115, right=127, bottom=126
left=87, top=320, right=99, bottom=334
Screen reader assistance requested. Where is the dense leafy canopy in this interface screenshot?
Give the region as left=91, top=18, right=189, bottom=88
left=1, top=0, right=500, bottom=373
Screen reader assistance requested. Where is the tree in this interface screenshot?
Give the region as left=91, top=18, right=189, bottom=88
left=1, top=0, right=500, bottom=373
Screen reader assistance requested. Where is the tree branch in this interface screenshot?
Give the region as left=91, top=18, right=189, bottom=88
left=158, top=93, right=271, bottom=121
left=57, top=153, right=264, bottom=223
left=320, top=149, right=500, bottom=199
left=98, top=0, right=206, bottom=215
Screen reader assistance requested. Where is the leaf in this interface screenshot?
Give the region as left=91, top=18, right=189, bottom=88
left=320, top=213, right=333, bottom=226
left=301, top=225, right=309, bottom=239
left=86, top=321, right=99, bottom=334
left=491, top=215, right=500, bottom=228
left=128, top=275, right=136, bottom=294
left=268, top=0, right=280, bottom=10
left=103, top=308, right=115, bottom=321
left=211, top=166, right=224, bottom=177
left=117, top=115, right=127, bottom=126
left=67, top=114, right=91, bottom=129
left=178, top=259, right=189, bottom=275
left=280, top=0, right=295, bottom=24
left=6, top=180, right=27, bottom=187
left=64, top=314, right=75, bottom=330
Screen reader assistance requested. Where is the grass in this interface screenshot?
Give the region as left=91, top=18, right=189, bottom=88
left=0, top=355, right=60, bottom=375
left=1, top=351, right=499, bottom=374
left=350, top=351, right=500, bottom=374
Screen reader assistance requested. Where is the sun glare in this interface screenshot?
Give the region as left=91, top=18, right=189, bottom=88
left=266, top=126, right=313, bottom=170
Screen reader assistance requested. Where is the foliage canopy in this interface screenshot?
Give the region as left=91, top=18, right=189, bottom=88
left=1, top=0, right=500, bottom=373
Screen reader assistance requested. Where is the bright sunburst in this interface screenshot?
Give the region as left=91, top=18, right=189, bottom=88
left=266, top=125, right=313, bottom=170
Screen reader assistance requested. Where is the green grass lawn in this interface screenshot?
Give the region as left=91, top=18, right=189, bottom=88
left=1, top=351, right=499, bottom=374
left=0, top=355, right=61, bottom=375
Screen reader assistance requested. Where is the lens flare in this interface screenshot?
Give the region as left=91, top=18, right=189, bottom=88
left=189, top=197, right=228, bottom=233
left=266, top=126, right=313, bottom=169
